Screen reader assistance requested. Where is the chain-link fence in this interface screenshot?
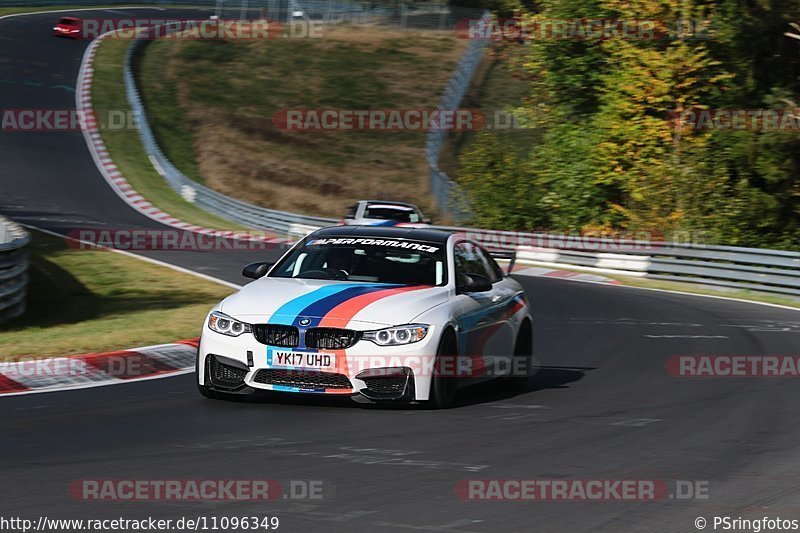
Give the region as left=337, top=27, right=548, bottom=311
left=426, top=10, right=489, bottom=222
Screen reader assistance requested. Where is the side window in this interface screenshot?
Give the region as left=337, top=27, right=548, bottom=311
left=475, top=246, right=504, bottom=283
left=454, top=242, right=493, bottom=280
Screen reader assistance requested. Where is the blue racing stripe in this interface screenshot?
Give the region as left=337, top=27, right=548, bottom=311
left=292, top=285, right=400, bottom=328
left=266, top=283, right=400, bottom=353
left=267, top=284, right=365, bottom=325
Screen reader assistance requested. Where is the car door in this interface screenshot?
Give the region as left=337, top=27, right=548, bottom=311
left=474, top=245, right=520, bottom=372
left=453, top=241, right=509, bottom=380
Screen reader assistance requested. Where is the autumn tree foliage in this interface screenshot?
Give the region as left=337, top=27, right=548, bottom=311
left=459, top=0, right=800, bottom=248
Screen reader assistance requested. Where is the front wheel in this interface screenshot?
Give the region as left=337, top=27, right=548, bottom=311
left=428, top=330, right=459, bottom=409
left=507, top=320, right=533, bottom=390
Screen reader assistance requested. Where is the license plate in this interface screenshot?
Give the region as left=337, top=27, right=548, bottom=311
left=270, top=350, right=335, bottom=370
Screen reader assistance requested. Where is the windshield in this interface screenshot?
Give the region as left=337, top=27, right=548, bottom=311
left=270, top=236, right=447, bottom=286
left=363, top=206, right=419, bottom=223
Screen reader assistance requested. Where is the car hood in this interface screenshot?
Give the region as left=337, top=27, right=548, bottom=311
left=219, top=277, right=449, bottom=328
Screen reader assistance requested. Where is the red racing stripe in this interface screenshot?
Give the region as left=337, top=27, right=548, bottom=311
left=469, top=299, right=527, bottom=365
left=318, top=285, right=429, bottom=381
left=317, top=285, right=430, bottom=328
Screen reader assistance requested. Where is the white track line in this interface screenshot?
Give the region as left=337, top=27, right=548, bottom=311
left=0, top=368, right=194, bottom=398
left=28, top=225, right=242, bottom=290
left=529, top=272, right=800, bottom=314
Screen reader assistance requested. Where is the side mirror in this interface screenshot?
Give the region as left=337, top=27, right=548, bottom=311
left=422, top=217, right=432, bottom=225
left=457, top=273, right=492, bottom=294
left=242, top=261, right=273, bottom=279
left=488, top=250, right=516, bottom=275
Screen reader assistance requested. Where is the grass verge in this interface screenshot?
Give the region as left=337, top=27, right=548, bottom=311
left=91, top=37, right=248, bottom=230
left=608, top=275, right=800, bottom=310
left=0, top=231, right=235, bottom=360
left=137, top=25, right=467, bottom=218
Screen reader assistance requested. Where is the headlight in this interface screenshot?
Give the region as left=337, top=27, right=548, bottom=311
left=362, top=324, right=429, bottom=346
left=208, top=311, right=252, bottom=337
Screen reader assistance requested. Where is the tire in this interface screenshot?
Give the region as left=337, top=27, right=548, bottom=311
left=428, top=329, right=459, bottom=409
left=507, top=320, right=533, bottom=390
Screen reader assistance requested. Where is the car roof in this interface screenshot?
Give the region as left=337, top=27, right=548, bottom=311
left=364, top=204, right=414, bottom=211
left=360, top=200, right=419, bottom=209
left=59, top=16, right=80, bottom=21
left=311, top=225, right=452, bottom=244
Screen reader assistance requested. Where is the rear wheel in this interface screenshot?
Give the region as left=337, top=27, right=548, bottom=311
left=428, top=330, right=459, bottom=409
left=507, top=320, right=533, bottom=390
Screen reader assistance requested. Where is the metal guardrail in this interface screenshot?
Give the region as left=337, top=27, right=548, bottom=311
left=124, top=35, right=338, bottom=236
left=118, top=16, right=800, bottom=298
left=425, top=10, right=489, bottom=223
left=433, top=226, right=800, bottom=297
left=0, top=216, right=30, bottom=324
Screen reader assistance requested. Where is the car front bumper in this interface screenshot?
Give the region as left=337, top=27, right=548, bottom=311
left=198, top=324, right=441, bottom=401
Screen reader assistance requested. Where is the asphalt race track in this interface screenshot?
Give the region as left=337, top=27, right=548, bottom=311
left=0, top=8, right=285, bottom=280
left=2, top=9, right=800, bottom=533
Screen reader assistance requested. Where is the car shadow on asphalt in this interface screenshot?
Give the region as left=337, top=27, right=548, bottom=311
left=225, top=365, right=594, bottom=411
left=449, top=365, right=595, bottom=408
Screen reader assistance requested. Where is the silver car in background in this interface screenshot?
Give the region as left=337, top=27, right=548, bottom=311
left=341, top=200, right=431, bottom=227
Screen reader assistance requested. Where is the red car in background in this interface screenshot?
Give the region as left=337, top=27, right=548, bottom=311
left=52, top=17, right=82, bottom=38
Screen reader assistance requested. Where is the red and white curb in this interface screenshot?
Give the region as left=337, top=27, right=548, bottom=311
left=75, top=31, right=291, bottom=247
left=514, top=266, right=622, bottom=285
left=0, top=339, right=199, bottom=396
